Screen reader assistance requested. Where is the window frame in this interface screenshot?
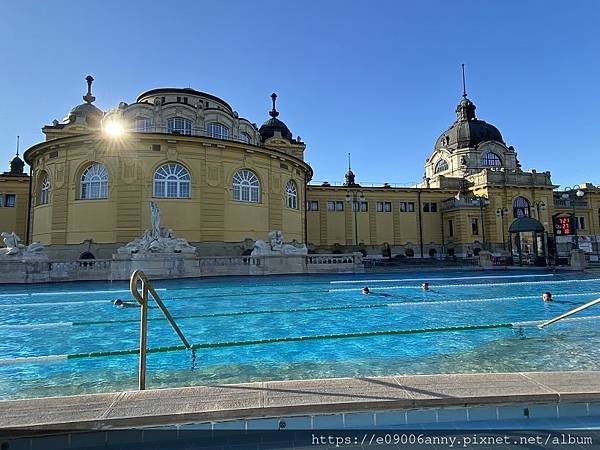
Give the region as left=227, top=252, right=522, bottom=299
left=207, top=122, right=230, bottom=140
left=5, top=194, right=16, bottom=207
left=307, top=200, right=319, bottom=211
left=286, top=180, right=298, bottom=209
left=376, top=201, right=392, bottom=213
left=39, top=173, right=50, bottom=205
left=134, top=117, right=153, bottom=132
left=167, top=117, right=193, bottom=135
left=434, top=159, right=448, bottom=174
left=153, top=163, right=191, bottom=199
left=233, top=169, right=261, bottom=203
left=480, top=151, right=502, bottom=167
left=80, top=163, right=109, bottom=200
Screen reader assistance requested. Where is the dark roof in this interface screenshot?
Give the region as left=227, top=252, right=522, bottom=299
left=136, top=88, right=233, bottom=112
left=435, top=97, right=504, bottom=150
left=259, top=117, right=293, bottom=141
left=508, top=217, right=545, bottom=233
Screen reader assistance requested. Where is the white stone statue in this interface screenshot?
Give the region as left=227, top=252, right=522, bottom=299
left=116, top=203, right=196, bottom=255
left=0, top=232, right=45, bottom=257
left=251, top=231, right=307, bottom=256
left=150, top=201, right=161, bottom=239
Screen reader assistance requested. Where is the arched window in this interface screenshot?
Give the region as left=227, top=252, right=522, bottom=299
left=81, top=163, right=109, bottom=199
left=167, top=117, right=192, bottom=135
left=134, top=117, right=153, bottom=132
left=286, top=180, right=298, bottom=209
left=513, top=196, right=530, bottom=218
left=153, top=163, right=191, bottom=198
left=39, top=173, right=50, bottom=205
left=434, top=159, right=448, bottom=174
left=480, top=151, right=502, bottom=167
left=207, top=123, right=230, bottom=140
left=233, top=169, right=260, bottom=203
left=239, top=132, right=252, bottom=144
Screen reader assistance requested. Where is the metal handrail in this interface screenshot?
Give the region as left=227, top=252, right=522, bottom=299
left=538, top=297, right=600, bottom=328
left=130, top=270, right=191, bottom=390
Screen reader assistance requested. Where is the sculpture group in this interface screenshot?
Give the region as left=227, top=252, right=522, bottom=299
left=251, top=230, right=308, bottom=256
left=0, top=232, right=45, bottom=257
left=117, top=202, right=197, bottom=255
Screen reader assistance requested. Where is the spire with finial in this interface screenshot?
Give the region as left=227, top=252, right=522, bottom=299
left=456, top=64, right=476, bottom=121
left=344, top=152, right=357, bottom=186
left=269, top=92, right=279, bottom=118
left=461, top=63, right=467, bottom=98
left=8, top=135, right=25, bottom=175
left=83, top=75, right=96, bottom=104
left=16, top=135, right=19, bottom=157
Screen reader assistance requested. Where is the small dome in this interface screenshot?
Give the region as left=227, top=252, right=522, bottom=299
left=8, top=154, right=25, bottom=175
left=259, top=92, right=293, bottom=141
left=435, top=97, right=504, bottom=151
left=259, top=117, right=293, bottom=141
left=65, top=102, right=104, bottom=126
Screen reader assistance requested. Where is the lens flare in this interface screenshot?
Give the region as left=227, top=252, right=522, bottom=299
left=104, top=120, right=125, bottom=137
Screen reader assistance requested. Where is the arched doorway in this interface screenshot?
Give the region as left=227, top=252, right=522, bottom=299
left=509, top=217, right=546, bottom=266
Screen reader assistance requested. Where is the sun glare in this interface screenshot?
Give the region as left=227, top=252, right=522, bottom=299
left=104, top=120, right=125, bottom=137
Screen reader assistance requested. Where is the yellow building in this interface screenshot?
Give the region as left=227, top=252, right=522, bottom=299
left=0, top=153, right=29, bottom=242
left=4, top=76, right=599, bottom=264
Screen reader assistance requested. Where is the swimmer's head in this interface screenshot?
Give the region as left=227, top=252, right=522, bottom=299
left=362, top=287, right=370, bottom=295
left=543, top=292, right=552, bottom=302
left=113, top=299, right=123, bottom=306
left=421, top=283, right=429, bottom=291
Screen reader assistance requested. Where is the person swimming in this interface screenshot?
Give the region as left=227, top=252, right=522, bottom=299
left=361, top=286, right=392, bottom=297
left=421, top=282, right=430, bottom=291
left=113, top=298, right=140, bottom=308
left=542, top=292, right=552, bottom=302
left=362, top=287, right=370, bottom=295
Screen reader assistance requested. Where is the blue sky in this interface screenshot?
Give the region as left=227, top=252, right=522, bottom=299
left=1, top=1, right=598, bottom=187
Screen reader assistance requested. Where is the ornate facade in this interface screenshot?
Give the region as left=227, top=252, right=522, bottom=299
left=1, top=76, right=598, bottom=262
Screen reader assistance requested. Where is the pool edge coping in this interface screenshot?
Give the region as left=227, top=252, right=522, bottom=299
left=1, top=371, right=599, bottom=431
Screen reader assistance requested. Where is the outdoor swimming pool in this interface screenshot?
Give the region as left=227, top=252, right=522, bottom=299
left=1, top=270, right=600, bottom=399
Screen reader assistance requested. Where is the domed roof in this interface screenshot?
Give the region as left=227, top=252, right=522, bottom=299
left=509, top=217, right=544, bottom=233
left=5, top=152, right=25, bottom=175
left=63, top=75, right=104, bottom=126
left=435, top=96, right=504, bottom=151
left=259, top=93, right=293, bottom=141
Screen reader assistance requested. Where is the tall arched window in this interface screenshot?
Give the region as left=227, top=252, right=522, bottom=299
left=134, top=117, right=153, bottom=132
left=81, top=163, right=108, bottom=199
left=239, top=132, right=252, bottom=144
left=207, top=123, right=230, bottom=139
left=286, top=180, right=298, bottom=209
left=233, top=169, right=260, bottom=203
left=39, top=173, right=50, bottom=205
left=153, top=163, right=191, bottom=198
left=167, top=117, right=192, bottom=135
left=513, top=196, right=530, bottom=218
left=480, top=151, right=502, bottom=167
left=434, top=159, right=448, bottom=174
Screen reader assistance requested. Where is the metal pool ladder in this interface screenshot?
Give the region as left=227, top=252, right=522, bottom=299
left=539, top=297, right=600, bottom=328
left=130, top=270, right=191, bottom=390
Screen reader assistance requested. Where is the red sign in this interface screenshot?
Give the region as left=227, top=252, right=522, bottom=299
left=555, top=216, right=572, bottom=236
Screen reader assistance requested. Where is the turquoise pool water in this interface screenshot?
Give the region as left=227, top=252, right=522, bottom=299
left=2, top=270, right=600, bottom=399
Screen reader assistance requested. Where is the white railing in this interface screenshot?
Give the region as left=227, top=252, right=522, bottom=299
left=306, top=254, right=358, bottom=265
left=197, top=255, right=262, bottom=267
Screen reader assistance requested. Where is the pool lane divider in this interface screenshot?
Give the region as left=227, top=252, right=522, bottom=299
left=5, top=315, right=600, bottom=365
left=330, top=273, right=557, bottom=284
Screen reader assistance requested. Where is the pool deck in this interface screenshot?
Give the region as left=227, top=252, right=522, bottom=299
left=1, top=371, right=599, bottom=432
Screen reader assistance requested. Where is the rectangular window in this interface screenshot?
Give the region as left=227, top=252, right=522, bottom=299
left=328, top=201, right=344, bottom=212
left=352, top=201, right=368, bottom=212
left=5, top=194, right=16, bottom=207
left=471, top=218, right=479, bottom=235
left=0, top=194, right=4, bottom=207
left=177, top=96, right=181, bottom=102
left=183, top=97, right=188, bottom=104
left=448, top=219, right=454, bottom=237
left=377, top=201, right=392, bottom=212
left=423, top=202, right=438, bottom=213
left=307, top=200, right=319, bottom=211
left=577, top=216, right=585, bottom=230
left=400, top=202, right=415, bottom=213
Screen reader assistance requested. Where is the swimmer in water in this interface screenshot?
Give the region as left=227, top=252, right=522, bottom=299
left=421, top=282, right=430, bottom=291
left=362, top=287, right=370, bottom=295
left=113, top=298, right=140, bottom=308
left=361, top=286, right=392, bottom=297
left=542, top=292, right=552, bottom=302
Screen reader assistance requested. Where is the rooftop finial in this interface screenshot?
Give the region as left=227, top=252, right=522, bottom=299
left=83, top=75, right=96, bottom=104
left=461, top=64, right=467, bottom=98
left=16, top=135, right=20, bottom=157
left=348, top=152, right=351, bottom=171
left=269, top=92, right=279, bottom=118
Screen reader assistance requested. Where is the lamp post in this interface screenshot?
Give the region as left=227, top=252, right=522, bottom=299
left=496, top=207, right=509, bottom=250
left=345, top=190, right=366, bottom=246
left=561, top=186, right=585, bottom=248
left=472, top=195, right=490, bottom=250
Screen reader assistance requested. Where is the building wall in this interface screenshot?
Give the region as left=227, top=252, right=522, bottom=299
left=0, top=175, right=29, bottom=241
left=26, top=133, right=310, bottom=248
